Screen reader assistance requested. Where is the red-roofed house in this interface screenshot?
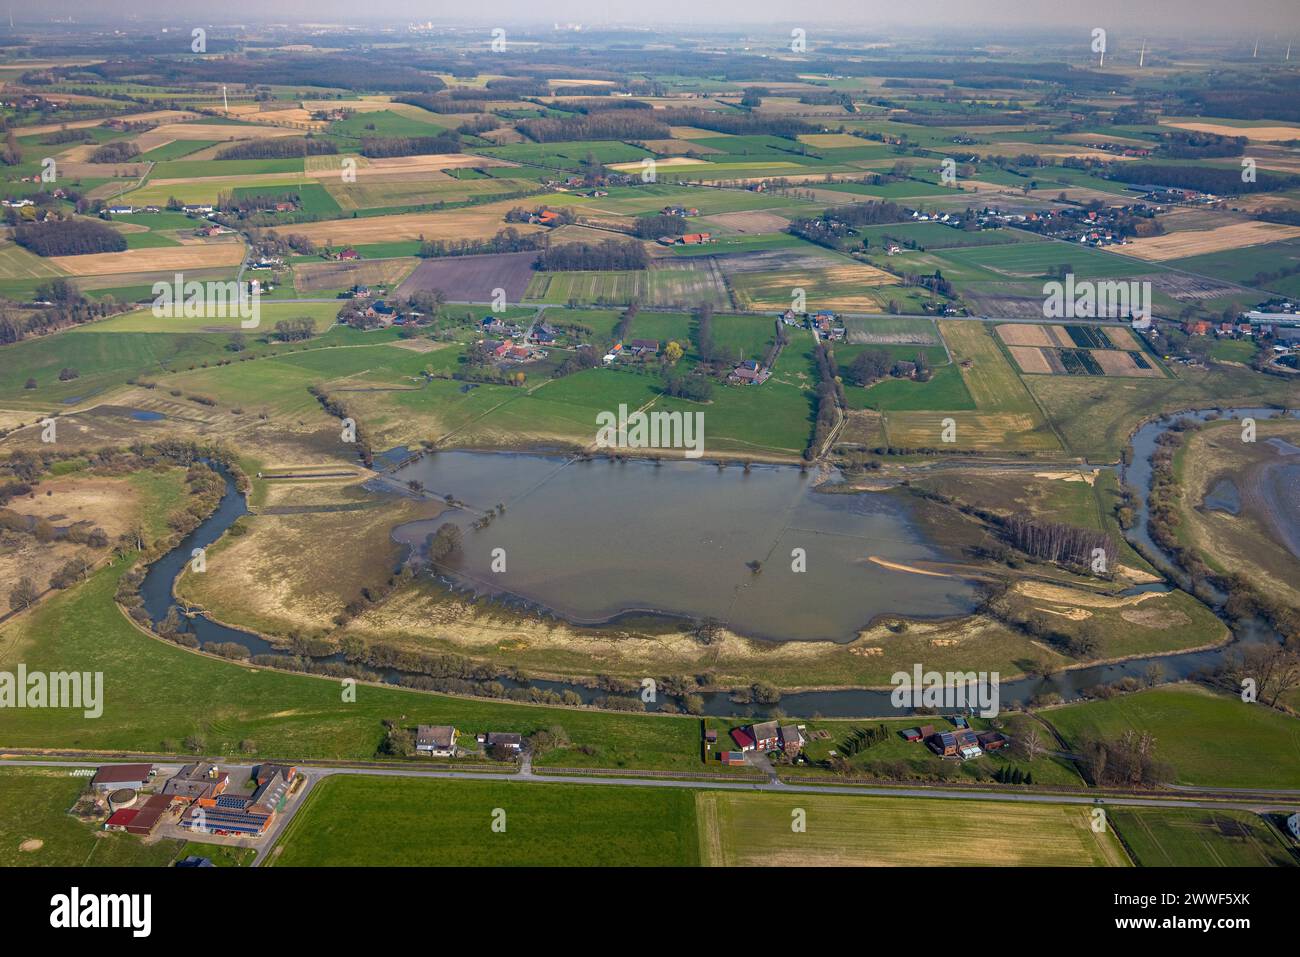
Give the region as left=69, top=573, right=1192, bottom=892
left=730, top=727, right=756, bottom=751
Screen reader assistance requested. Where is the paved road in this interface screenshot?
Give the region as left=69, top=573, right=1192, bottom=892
left=6, top=754, right=1297, bottom=866
left=8, top=756, right=1297, bottom=816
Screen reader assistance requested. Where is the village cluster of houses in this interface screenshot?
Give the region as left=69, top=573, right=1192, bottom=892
left=92, top=761, right=296, bottom=838
left=903, top=716, right=1009, bottom=761
left=476, top=317, right=561, bottom=362
left=414, top=725, right=523, bottom=758
left=709, top=720, right=807, bottom=764
left=1183, top=308, right=1300, bottom=350
left=341, top=296, right=425, bottom=328
left=602, top=337, right=659, bottom=364
left=656, top=232, right=712, bottom=246
left=783, top=307, right=845, bottom=342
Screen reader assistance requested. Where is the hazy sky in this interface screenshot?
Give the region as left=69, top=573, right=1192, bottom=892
left=16, top=1, right=1300, bottom=36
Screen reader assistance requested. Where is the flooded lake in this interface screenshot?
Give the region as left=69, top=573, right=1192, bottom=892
left=389, top=452, right=978, bottom=642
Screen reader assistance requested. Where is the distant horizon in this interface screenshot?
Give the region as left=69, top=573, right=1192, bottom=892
left=2, top=2, right=1299, bottom=41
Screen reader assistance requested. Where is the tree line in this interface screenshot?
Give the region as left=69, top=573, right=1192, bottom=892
left=216, top=136, right=338, bottom=160
left=359, top=131, right=461, bottom=158
left=14, top=218, right=127, bottom=256
left=535, top=239, right=647, bottom=271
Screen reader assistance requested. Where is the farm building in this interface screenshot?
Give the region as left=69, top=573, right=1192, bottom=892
left=255, top=764, right=297, bottom=786
left=729, top=727, right=756, bottom=751
left=415, top=725, right=458, bottom=757
left=900, top=728, right=924, bottom=743
left=91, top=764, right=154, bottom=791
left=678, top=233, right=711, bottom=245
left=162, top=763, right=229, bottom=803
left=118, top=794, right=172, bottom=836
left=629, top=338, right=659, bottom=355
left=482, top=732, right=523, bottom=752
left=928, top=731, right=959, bottom=757
left=731, top=721, right=802, bottom=753
left=751, top=720, right=782, bottom=751
left=779, top=726, right=805, bottom=753
left=976, top=731, right=1009, bottom=752
left=728, top=359, right=771, bottom=385
left=955, top=730, right=982, bottom=760
left=180, top=768, right=289, bottom=836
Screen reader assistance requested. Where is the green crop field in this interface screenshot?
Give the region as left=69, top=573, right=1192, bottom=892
left=270, top=776, right=700, bottom=866
left=232, top=182, right=342, bottom=216
left=1045, top=685, right=1300, bottom=789
left=328, top=109, right=448, bottom=140
left=1109, top=808, right=1296, bottom=867
left=0, top=241, right=65, bottom=279
left=935, top=240, right=1157, bottom=281
left=136, top=139, right=219, bottom=162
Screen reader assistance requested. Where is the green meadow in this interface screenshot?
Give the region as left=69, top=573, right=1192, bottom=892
left=270, top=776, right=700, bottom=866
left=1045, top=685, right=1300, bottom=789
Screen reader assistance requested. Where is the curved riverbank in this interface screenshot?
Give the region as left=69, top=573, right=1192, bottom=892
left=128, top=408, right=1295, bottom=718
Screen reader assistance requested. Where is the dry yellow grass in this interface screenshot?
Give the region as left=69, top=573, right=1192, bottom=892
left=1091, top=349, right=1162, bottom=378
left=288, top=201, right=543, bottom=245
left=1164, top=120, right=1300, bottom=141
left=132, top=122, right=297, bottom=151
left=1008, top=345, right=1053, bottom=374
left=20, top=110, right=198, bottom=138
left=699, top=209, right=791, bottom=233
left=696, top=792, right=1129, bottom=867
left=293, top=257, right=419, bottom=293
left=307, top=153, right=517, bottom=176
left=0, top=476, right=142, bottom=606
left=48, top=242, right=245, bottom=276
left=886, top=411, right=1060, bottom=451
left=996, top=324, right=1054, bottom=347
left=1104, top=326, right=1141, bottom=351
left=607, top=156, right=706, bottom=171
left=1122, top=221, right=1300, bottom=260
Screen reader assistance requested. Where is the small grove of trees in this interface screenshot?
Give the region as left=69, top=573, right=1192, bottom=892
left=89, top=141, right=140, bottom=164
left=272, top=317, right=315, bottom=342
left=425, top=522, right=463, bottom=565
left=805, top=341, right=844, bottom=460
left=418, top=226, right=545, bottom=259
left=1002, top=515, right=1114, bottom=574
left=216, top=136, right=338, bottom=160
left=8, top=576, right=39, bottom=611
left=632, top=214, right=688, bottom=239
left=14, top=218, right=127, bottom=257
left=359, top=132, right=461, bottom=158
left=49, top=556, right=93, bottom=590
left=838, top=723, right=891, bottom=757
left=535, top=239, right=647, bottom=271
left=1077, top=729, right=1171, bottom=788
